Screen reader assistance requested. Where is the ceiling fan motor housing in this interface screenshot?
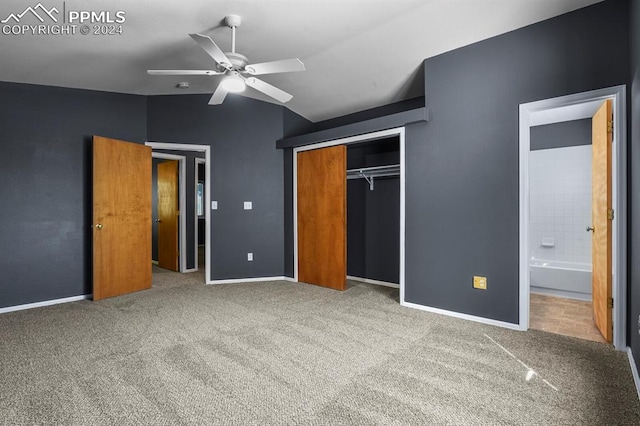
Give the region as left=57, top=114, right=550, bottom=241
left=222, top=52, right=249, bottom=71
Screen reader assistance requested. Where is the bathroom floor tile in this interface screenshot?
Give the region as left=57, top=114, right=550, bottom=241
left=529, top=293, right=606, bottom=344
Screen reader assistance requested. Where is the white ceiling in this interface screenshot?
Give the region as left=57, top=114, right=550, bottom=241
left=0, top=0, right=603, bottom=122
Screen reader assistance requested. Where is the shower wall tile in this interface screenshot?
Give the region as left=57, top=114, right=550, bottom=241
left=529, top=145, right=592, bottom=264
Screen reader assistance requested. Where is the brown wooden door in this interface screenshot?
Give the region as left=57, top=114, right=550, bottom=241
left=591, top=100, right=613, bottom=343
left=157, top=160, right=179, bottom=271
left=93, top=136, right=152, bottom=300
left=297, top=145, right=346, bottom=290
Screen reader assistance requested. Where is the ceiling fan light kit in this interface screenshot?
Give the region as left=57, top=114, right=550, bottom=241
left=147, top=14, right=305, bottom=105
left=220, top=71, right=246, bottom=93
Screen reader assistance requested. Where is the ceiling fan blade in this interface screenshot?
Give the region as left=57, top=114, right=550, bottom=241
left=245, top=77, right=293, bottom=103
left=208, top=84, right=229, bottom=105
left=147, top=70, right=223, bottom=76
left=189, top=33, right=232, bottom=69
left=244, top=58, right=305, bottom=75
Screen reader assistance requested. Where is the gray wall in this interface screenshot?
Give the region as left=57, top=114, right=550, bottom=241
left=0, top=82, right=147, bottom=308
left=147, top=94, right=285, bottom=280
left=629, top=0, right=640, bottom=377
left=530, top=119, right=591, bottom=151
left=403, top=0, right=629, bottom=323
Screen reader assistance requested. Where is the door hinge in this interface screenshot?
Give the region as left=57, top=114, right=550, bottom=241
left=607, top=120, right=613, bottom=134
left=608, top=297, right=613, bottom=309
left=177, top=210, right=180, bottom=216
left=607, top=209, right=614, bottom=221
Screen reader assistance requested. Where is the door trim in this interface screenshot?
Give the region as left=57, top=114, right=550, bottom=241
left=152, top=153, right=188, bottom=272
left=292, top=127, right=405, bottom=302
left=518, top=85, right=627, bottom=349
left=146, top=142, right=212, bottom=284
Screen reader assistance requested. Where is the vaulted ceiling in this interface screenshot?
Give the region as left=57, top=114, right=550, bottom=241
left=0, top=0, right=603, bottom=122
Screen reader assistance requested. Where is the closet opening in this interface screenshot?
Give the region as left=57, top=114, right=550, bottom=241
left=293, top=127, right=405, bottom=299
left=346, top=137, right=400, bottom=289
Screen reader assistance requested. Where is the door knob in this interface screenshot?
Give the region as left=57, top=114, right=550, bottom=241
left=586, top=226, right=594, bottom=232
left=155, top=219, right=162, bottom=223
left=95, top=223, right=103, bottom=230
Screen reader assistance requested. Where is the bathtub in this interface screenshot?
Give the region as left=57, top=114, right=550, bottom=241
left=529, top=259, right=592, bottom=301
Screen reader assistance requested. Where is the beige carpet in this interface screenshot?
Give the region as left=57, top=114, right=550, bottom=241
left=0, top=270, right=638, bottom=425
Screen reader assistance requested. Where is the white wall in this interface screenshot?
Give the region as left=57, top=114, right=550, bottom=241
left=529, top=145, right=592, bottom=265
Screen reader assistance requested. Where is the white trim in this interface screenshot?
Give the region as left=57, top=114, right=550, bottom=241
left=293, top=127, right=406, bottom=303
left=152, top=152, right=187, bottom=273
left=207, top=276, right=289, bottom=285
left=283, top=277, right=297, bottom=283
left=518, top=85, right=627, bottom=350
left=0, top=295, right=91, bottom=314
left=401, top=300, right=522, bottom=331
left=195, top=157, right=206, bottom=273
left=347, top=275, right=400, bottom=289
left=628, top=347, right=640, bottom=401
left=146, top=141, right=212, bottom=284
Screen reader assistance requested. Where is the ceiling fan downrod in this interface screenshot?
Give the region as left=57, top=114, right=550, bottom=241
left=225, top=15, right=241, bottom=54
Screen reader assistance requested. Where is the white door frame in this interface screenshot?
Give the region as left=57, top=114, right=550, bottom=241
left=518, top=85, right=627, bottom=349
left=152, top=152, right=188, bottom=273
left=293, top=127, right=406, bottom=301
left=195, top=157, right=206, bottom=272
left=147, top=142, right=212, bottom=284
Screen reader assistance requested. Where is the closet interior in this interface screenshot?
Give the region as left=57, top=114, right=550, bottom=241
left=347, top=136, right=400, bottom=287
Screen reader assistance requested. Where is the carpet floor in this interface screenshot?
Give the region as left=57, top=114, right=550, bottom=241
left=1, top=269, right=638, bottom=425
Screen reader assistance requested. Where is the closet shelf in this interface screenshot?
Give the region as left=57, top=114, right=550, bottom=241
left=346, top=164, right=400, bottom=190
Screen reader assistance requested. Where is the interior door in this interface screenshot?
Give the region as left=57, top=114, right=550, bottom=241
left=591, top=99, right=613, bottom=343
left=93, top=136, right=152, bottom=300
left=297, top=145, right=346, bottom=290
left=157, top=160, right=179, bottom=271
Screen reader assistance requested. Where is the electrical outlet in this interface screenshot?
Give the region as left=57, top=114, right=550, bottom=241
left=473, top=276, right=487, bottom=290
left=247, top=253, right=253, bottom=262
left=243, top=201, right=252, bottom=210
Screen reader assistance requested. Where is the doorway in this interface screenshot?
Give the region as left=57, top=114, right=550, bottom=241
left=293, top=127, right=406, bottom=299
left=152, top=153, right=186, bottom=272
left=518, top=86, right=627, bottom=349
left=195, top=158, right=206, bottom=278
left=147, top=142, right=212, bottom=284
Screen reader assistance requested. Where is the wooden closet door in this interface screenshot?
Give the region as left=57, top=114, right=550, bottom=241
left=297, top=145, right=347, bottom=290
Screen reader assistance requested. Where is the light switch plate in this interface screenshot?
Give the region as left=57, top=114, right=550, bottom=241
left=247, top=253, right=253, bottom=261
left=211, top=201, right=218, bottom=210
left=244, top=201, right=252, bottom=210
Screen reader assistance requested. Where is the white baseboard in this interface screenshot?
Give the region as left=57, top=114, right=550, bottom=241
left=628, top=347, right=640, bottom=401
left=347, top=275, right=399, bottom=289
left=283, top=277, right=296, bottom=282
left=151, top=260, right=158, bottom=265
left=0, top=295, right=91, bottom=314
left=531, top=287, right=591, bottom=302
left=401, top=300, right=522, bottom=331
left=206, top=276, right=289, bottom=285
left=183, top=268, right=197, bottom=273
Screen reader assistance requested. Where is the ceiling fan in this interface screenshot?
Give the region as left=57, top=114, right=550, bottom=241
left=147, top=15, right=305, bottom=105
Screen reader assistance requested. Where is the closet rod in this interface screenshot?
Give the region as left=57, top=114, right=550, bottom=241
left=346, top=164, right=400, bottom=190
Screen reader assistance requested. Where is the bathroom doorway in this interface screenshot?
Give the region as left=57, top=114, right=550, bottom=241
left=518, top=86, right=627, bottom=349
